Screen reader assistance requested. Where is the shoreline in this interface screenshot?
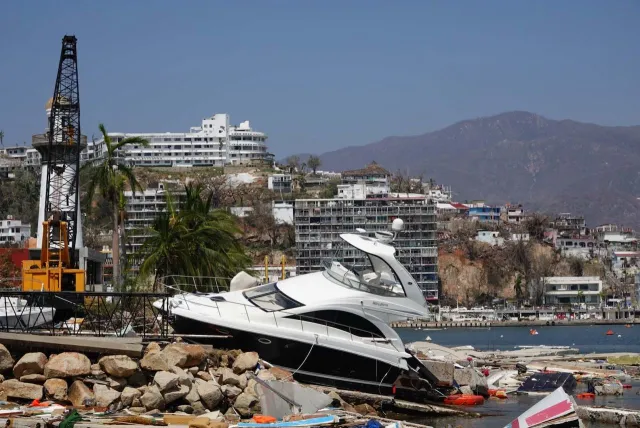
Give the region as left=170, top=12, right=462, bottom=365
left=392, top=319, right=638, bottom=328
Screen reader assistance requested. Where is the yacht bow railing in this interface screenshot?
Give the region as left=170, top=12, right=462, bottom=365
left=158, top=276, right=404, bottom=353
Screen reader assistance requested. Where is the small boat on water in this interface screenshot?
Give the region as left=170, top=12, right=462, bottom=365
left=625, top=324, right=632, bottom=328
left=606, top=329, right=614, bottom=336
left=529, top=329, right=539, bottom=335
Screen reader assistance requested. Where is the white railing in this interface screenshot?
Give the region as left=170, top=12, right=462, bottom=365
left=158, top=276, right=403, bottom=353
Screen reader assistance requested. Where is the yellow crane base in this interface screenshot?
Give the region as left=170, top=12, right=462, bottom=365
left=22, top=260, right=85, bottom=293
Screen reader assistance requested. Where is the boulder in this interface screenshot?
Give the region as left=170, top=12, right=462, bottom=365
left=454, top=367, right=488, bottom=395
left=192, top=401, right=207, bottom=415
left=221, top=384, right=242, bottom=399
left=163, top=343, right=206, bottom=368
left=105, top=376, right=127, bottom=391
left=232, top=352, right=258, bottom=374
left=233, top=392, right=259, bottom=417
left=1, top=379, right=43, bottom=400
left=44, top=353, right=91, bottom=378
left=257, top=370, right=276, bottom=382
left=267, top=367, right=292, bottom=381
left=220, top=368, right=247, bottom=389
left=163, top=384, right=189, bottom=403
left=244, top=379, right=259, bottom=397
left=176, top=404, right=194, bottom=414
left=595, top=383, right=624, bottom=396
left=197, top=371, right=212, bottom=381
left=99, top=355, right=138, bottom=378
left=93, top=384, right=121, bottom=408
left=14, top=352, right=47, bottom=378
left=0, top=344, right=14, bottom=373
left=185, top=384, right=200, bottom=404
left=68, top=380, right=96, bottom=407
left=145, top=342, right=162, bottom=355
left=154, top=371, right=180, bottom=392
left=20, top=374, right=46, bottom=384
left=140, top=352, right=170, bottom=372
left=170, top=366, right=192, bottom=387
left=195, top=379, right=223, bottom=410
left=44, top=378, right=68, bottom=401
left=120, top=387, right=142, bottom=407
left=140, top=385, right=165, bottom=410
left=421, top=360, right=454, bottom=387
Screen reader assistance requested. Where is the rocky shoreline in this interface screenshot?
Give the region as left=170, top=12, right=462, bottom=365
left=0, top=341, right=286, bottom=418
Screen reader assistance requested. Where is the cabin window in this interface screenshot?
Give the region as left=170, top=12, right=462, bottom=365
left=287, top=310, right=385, bottom=338
left=244, top=283, right=302, bottom=312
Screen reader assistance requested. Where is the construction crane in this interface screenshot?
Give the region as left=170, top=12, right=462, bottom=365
left=22, top=35, right=85, bottom=293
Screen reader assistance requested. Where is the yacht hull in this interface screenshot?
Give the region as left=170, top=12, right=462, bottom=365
left=170, top=314, right=403, bottom=395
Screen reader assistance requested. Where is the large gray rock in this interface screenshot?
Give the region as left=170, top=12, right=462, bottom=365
left=453, top=367, right=488, bottom=396
left=44, top=353, right=91, bottom=378
left=14, top=352, right=48, bottom=378
left=121, top=386, right=142, bottom=407
left=140, top=385, right=165, bottom=410
left=232, top=352, right=259, bottom=374
left=257, top=370, right=276, bottom=382
left=421, top=360, right=454, bottom=387
left=164, top=384, right=190, bottom=404
left=99, top=355, right=138, bottom=378
left=44, top=378, right=68, bottom=401
left=595, top=383, right=623, bottom=396
left=20, top=374, right=46, bottom=384
left=221, top=384, right=242, bottom=399
left=140, top=352, right=170, bottom=372
left=93, top=384, right=121, bottom=408
left=170, top=366, right=193, bottom=388
left=234, top=392, right=259, bottom=417
left=185, top=384, right=201, bottom=404
left=145, top=342, right=162, bottom=355
left=220, top=367, right=247, bottom=389
left=0, top=344, right=14, bottom=373
left=105, top=376, right=127, bottom=391
left=1, top=379, right=43, bottom=400
left=68, top=380, right=95, bottom=407
left=154, top=371, right=180, bottom=392
left=195, top=378, right=223, bottom=410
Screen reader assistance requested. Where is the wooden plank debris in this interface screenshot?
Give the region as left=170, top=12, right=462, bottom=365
left=0, top=332, right=144, bottom=357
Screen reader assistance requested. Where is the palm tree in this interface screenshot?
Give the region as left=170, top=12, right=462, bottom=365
left=83, top=124, right=149, bottom=289
left=138, top=183, right=251, bottom=290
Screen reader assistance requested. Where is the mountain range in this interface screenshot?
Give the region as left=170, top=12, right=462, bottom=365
left=297, top=111, right=640, bottom=229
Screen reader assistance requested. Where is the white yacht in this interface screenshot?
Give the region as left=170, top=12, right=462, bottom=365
left=155, top=220, right=441, bottom=398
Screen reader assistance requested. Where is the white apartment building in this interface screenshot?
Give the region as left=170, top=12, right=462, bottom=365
left=81, top=114, right=269, bottom=167
left=268, top=174, right=292, bottom=194
left=0, top=216, right=31, bottom=244
left=542, top=276, right=603, bottom=306
left=503, top=204, right=525, bottom=224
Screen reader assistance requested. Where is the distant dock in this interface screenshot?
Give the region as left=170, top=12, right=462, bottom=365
left=391, top=318, right=638, bottom=329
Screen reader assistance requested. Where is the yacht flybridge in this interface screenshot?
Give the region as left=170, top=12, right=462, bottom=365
left=154, top=219, right=439, bottom=399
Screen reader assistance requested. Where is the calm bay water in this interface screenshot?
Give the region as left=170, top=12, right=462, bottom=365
left=395, top=325, right=640, bottom=427
left=397, top=324, right=640, bottom=354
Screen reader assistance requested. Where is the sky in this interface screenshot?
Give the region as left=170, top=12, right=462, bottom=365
left=0, top=1, right=639, bottom=157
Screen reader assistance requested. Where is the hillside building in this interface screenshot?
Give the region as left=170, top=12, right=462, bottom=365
left=0, top=216, right=31, bottom=244
left=294, top=164, right=438, bottom=301
left=468, top=204, right=501, bottom=223
left=542, top=276, right=603, bottom=306
left=81, top=114, right=270, bottom=167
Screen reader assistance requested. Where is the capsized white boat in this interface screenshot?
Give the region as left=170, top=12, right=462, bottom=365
left=0, top=297, right=55, bottom=329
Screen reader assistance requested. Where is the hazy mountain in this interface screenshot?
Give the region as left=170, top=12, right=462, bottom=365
left=304, top=111, right=640, bottom=228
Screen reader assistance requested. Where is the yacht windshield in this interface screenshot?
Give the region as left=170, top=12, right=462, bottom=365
left=244, top=283, right=302, bottom=312
left=323, top=241, right=405, bottom=297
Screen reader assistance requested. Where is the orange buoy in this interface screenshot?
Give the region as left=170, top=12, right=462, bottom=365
left=576, top=393, right=596, bottom=399
left=495, top=390, right=508, bottom=399
left=606, top=329, right=614, bottom=336
left=253, top=415, right=277, bottom=424
left=444, top=394, right=485, bottom=406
